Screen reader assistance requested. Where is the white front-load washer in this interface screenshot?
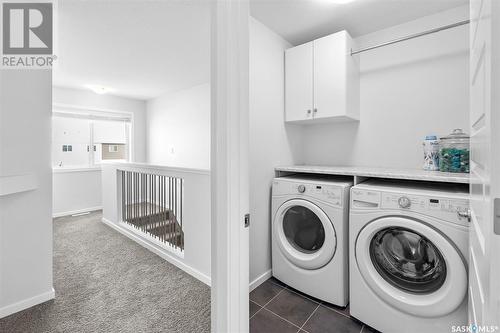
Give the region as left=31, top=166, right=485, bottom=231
left=349, top=180, right=469, bottom=333
left=272, top=176, right=353, bottom=306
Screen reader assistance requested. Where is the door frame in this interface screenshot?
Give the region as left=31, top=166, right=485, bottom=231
left=210, top=1, right=250, bottom=332
left=468, top=0, right=500, bottom=326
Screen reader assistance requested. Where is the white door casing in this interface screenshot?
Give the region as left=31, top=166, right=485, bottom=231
left=274, top=199, right=337, bottom=270
left=210, top=1, right=250, bottom=332
left=468, top=0, right=500, bottom=327
left=355, top=217, right=467, bottom=318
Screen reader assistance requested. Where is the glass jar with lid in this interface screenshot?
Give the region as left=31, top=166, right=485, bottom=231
left=439, top=129, right=470, bottom=173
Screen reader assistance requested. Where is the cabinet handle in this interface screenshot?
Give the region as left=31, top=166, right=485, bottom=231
left=307, top=109, right=312, bottom=115
left=313, top=108, right=318, bottom=114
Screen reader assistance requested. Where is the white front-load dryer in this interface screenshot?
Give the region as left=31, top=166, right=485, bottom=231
left=349, top=180, right=469, bottom=333
left=272, top=176, right=353, bottom=306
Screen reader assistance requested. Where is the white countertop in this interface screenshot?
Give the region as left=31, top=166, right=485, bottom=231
left=275, top=165, right=469, bottom=184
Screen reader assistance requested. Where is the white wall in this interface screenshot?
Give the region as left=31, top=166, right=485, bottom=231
left=249, top=18, right=303, bottom=285
left=146, top=83, right=210, bottom=170
left=0, top=70, right=54, bottom=317
left=52, top=87, right=147, bottom=217
left=52, top=169, right=102, bottom=217
left=302, top=6, right=469, bottom=169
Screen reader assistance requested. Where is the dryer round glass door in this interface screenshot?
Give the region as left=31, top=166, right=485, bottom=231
left=274, top=199, right=336, bottom=270
left=355, top=216, right=467, bottom=318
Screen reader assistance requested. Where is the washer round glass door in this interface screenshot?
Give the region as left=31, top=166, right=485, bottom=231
left=274, top=199, right=336, bottom=270
left=355, top=216, right=467, bottom=317
left=370, top=227, right=447, bottom=294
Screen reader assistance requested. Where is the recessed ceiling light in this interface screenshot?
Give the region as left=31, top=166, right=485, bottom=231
left=86, top=85, right=111, bottom=95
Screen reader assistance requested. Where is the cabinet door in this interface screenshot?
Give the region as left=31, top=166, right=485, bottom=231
left=285, top=42, right=313, bottom=122
left=313, top=32, right=346, bottom=119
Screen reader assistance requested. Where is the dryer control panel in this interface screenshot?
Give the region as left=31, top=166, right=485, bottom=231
left=351, top=189, right=470, bottom=226
left=273, top=179, right=347, bottom=207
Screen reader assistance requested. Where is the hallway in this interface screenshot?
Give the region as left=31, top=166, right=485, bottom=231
left=0, top=211, right=210, bottom=333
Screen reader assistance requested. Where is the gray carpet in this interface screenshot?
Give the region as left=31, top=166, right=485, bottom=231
left=0, top=211, right=211, bottom=333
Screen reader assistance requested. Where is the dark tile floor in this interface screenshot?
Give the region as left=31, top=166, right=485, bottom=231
left=250, top=278, right=379, bottom=333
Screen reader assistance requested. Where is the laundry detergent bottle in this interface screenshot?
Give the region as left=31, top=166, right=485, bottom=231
left=423, top=135, right=439, bottom=171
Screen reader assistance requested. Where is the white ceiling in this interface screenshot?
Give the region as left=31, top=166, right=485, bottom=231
left=55, top=0, right=467, bottom=100
left=250, top=0, right=468, bottom=46
left=54, top=1, right=210, bottom=100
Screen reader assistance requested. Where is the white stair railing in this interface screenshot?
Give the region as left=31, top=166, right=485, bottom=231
left=119, top=170, right=184, bottom=250
left=101, top=162, right=211, bottom=284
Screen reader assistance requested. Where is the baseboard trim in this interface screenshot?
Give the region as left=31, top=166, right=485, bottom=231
left=250, top=269, right=272, bottom=292
left=53, top=206, right=102, bottom=218
left=101, top=217, right=211, bottom=286
left=0, top=288, right=55, bottom=319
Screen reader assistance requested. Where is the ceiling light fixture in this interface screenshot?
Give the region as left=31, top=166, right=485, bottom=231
left=321, top=0, right=358, bottom=4
left=86, top=85, right=111, bottom=95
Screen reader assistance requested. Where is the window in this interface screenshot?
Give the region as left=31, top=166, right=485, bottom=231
left=93, top=119, right=129, bottom=163
left=52, top=112, right=131, bottom=169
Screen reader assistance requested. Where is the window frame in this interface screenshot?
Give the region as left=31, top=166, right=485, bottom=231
left=52, top=104, right=134, bottom=170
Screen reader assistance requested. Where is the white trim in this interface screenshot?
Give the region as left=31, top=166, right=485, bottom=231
left=0, top=288, right=55, bottom=319
left=211, top=1, right=250, bottom=331
left=104, top=161, right=210, bottom=176
left=53, top=111, right=131, bottom=122
left=53, top=103, right=135, bottom=118
left=53, top=167, right=101, bottom=173
left=101, top=218, right=211, bottom=286
left=249, top=270, right=272, bottom=292
left=0, top=174, right=37, bottom=196
left=53, top=206, right=102, bottom=218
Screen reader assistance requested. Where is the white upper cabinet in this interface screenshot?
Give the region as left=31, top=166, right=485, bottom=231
left=285, top=41, right=314, bottom=122
left=285, top=30, right=359, bottom=124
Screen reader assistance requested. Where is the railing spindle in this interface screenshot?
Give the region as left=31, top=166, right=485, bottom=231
left=174, top=178, right=178, bottom=249
left=119, top=169, right=183, bottom=251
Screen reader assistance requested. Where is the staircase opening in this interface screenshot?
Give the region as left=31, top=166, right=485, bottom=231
left=119, top=170, right=184, bottom=251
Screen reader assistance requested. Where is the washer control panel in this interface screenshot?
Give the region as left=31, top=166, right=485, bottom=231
left=351, top=189, right=470, bottom=225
